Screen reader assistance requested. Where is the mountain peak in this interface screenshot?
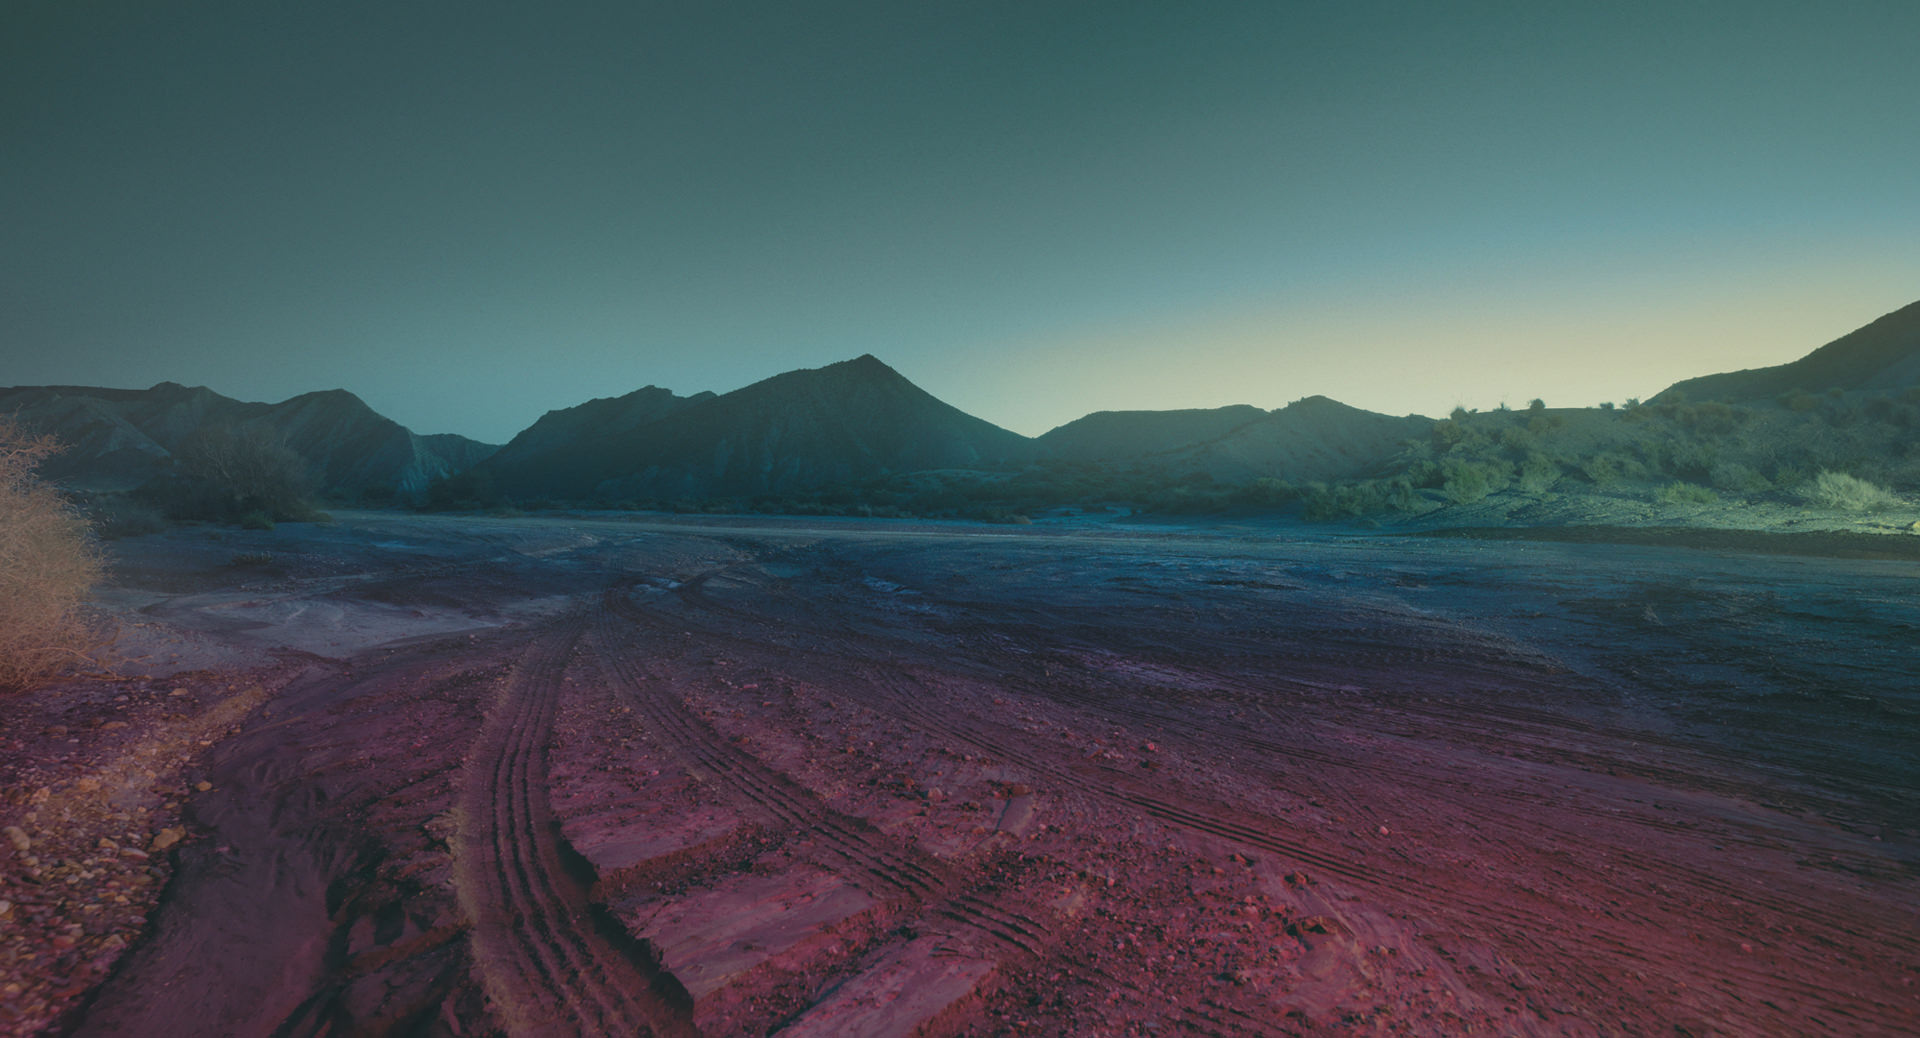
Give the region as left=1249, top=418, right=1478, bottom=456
left=823, top=354, right=900, bottom=378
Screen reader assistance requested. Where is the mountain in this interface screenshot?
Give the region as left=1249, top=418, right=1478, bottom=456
left=0, top=382, right=498, bottom=499
left=478, top=355, right=1031, bottom=501
left=1035, top=405, right=1269, bottom=463
left=475, top=385, right=717, bottom=498
left=1163, top=396, right=1432, bottom=484
left=1654, top=299, right=1920, bottom=403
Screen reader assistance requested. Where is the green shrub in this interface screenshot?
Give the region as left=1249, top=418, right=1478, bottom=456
left=1517, top=453, right=1559, bottom=493
left=238, top=510, right=276, bottom=531
left=0, top=420, right=103, bottom=689
left=1654, top=481, right=1718, bottom=506
left=1302, top=480, right=1417, bottom=520
left=1440, top=458, right=1506, bottom=504
left=1580, top=453, right=1624, bottom=486
left=1708, top=462, right=1771, bottom=495
left=1780, top=389, right=1819, bottom=412
left=1801, top=471, right=1901, bottom=512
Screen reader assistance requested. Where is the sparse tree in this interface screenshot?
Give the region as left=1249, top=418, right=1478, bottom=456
left=158, top=426, right=317, bottom=522
left=0, top=419, right=103, bottom=689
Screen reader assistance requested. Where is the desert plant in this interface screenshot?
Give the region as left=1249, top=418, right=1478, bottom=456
left=1578, top=454, right=1617, bottom=485
left=1801, top=471, right=1901, bottom=512
left=1780, top=389, right=1819, bottom=413
left=1440, top=458, right=1507, bottom=504
left=1708, top=462, right=1771, bottom=495
left=150, top=425, right=318, bottom=522
left=1517, top=453, right=1559, bottom=493
left=0, top=420, right=103, bottom=689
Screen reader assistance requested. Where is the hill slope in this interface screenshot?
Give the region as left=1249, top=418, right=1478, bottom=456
left=1655, top=299, right=1920, bottom=403
left=481, top=355, right=1032, bottom=502
left=477, top=385, right=717, bottom=498
left=1035, top=405, right=1268, bottom=463
left=0, top=382, right=497, bottom=498
left=1166, top=396, right=1433, bottom=484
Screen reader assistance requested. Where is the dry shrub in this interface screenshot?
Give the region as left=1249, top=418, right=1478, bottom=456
left=0, top=419, right=103, bottom=689
left=1801, top=470, right=1901, bottom=513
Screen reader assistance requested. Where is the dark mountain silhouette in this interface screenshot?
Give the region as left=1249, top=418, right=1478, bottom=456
left=478, top=385, right=717, bottom=498
left=35, top=296, right=1915, bottom=517
left=1035, top=405, right=1269, bottom=463
left=1163, top=396, right=1432, bottom=484
left=0, top=382, right=497, bottom=498
left=1654, top=299, right=1920, bottom=403
left=479, top=355, right=1031, bottom=501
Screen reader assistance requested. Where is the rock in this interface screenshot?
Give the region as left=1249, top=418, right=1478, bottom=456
left=1285, top=871, right=1310, bottom=887
left=4, top=826, right=30, bottom=853
left=169, top=688, right=190, bottom=697
left=194, top=781, right=212, bottom=793
left=150, top=827, right=185, bottom=851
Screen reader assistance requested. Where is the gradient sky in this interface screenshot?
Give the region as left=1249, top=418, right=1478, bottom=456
left=5, top=1, right=1917, bottom=443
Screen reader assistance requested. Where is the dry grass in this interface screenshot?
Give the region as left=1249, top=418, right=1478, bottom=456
left=1802, top=470, right=1902, bottom=513
left=0, top=419, right=104, bottom=689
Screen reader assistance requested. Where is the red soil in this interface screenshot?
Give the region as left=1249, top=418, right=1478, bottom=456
left=4, top=512, right=1917, bottom=1036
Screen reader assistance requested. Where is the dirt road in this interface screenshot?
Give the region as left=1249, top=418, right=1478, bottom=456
left=9, top=512, right=1918, bottom=1035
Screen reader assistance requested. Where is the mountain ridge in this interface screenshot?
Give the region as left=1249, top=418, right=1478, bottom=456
left=0, top=382, right=498, bottom=499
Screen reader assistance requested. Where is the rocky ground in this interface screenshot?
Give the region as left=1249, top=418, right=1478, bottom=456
left=3, top=510, right=1918, bottom=1036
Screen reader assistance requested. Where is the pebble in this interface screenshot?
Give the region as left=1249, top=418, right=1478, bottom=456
left=150, top=827, right=185, bottom=851
left=4, top=826, right=30, bottom=853
left=194, top=781, right=212, bottom=793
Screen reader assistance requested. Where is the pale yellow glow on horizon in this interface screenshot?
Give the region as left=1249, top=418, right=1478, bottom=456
left=947, top=254, right=1919, bottom=436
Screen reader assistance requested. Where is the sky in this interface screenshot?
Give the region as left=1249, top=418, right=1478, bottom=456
left=4, top=1, right=1917, bottom=444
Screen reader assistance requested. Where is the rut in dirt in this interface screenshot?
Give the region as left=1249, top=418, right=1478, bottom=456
left=454, top=612, right=697, bottom=1038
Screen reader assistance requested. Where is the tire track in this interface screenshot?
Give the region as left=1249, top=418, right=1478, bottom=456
left=593, top=591, right=1064, bottom=967
left=455, top=612, right=696, bottom=1038
left=652, top=562, right=1920, bottom=1036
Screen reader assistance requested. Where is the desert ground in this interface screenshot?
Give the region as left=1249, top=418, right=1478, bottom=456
left=4, top=511, right=1918, bottom=1036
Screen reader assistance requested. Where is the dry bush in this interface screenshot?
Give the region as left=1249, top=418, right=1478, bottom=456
left=0, top=419, right=103, bottom=689
left=150, top=425, right=318, bottom=522
left=1801, top=471, right=1901, bottom=513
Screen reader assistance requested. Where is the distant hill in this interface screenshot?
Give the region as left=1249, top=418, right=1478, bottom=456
left=1163, top=396, right=1432, bottom=484
left=1654, top=299, right=1920, bottom=404
left=478, top=385, right=717, bottom=498
left=0, top=382, right=498, bottom=499
left=478, top=355, right=1032, bottom=502
left=1036, top=405, right=1268, bottom=463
